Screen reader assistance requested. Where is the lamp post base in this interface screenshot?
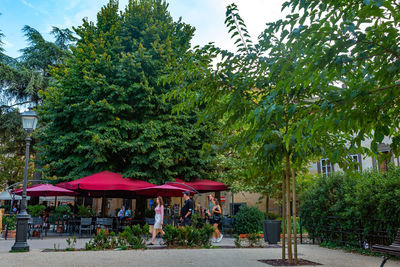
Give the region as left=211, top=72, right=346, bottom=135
left=11, top=212, right=30, bottom=252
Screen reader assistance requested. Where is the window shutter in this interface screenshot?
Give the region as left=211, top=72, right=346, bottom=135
left=358, top=153, right=362, bottom=171
left=317, top=161, right=321, bottom=174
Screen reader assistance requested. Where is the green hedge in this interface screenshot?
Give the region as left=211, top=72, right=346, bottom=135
left=300, top=168, right=400, bottom=246
left=234, top=206, right=264, bottom=234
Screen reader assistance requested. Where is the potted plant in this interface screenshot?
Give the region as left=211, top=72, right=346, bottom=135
left=2, top=215, right=16, bottom=238
left=78, top=205, right=95, bottom=218
left=55, top=205, right=72, bottom=233
left=27, top=204, right=46, bottom=217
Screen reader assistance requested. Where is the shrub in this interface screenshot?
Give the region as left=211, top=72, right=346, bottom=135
left=191, top=212, right=206, bottom=229
left=85, top=229, right=113, bottom=250
left=264, top=212, right=279, bottom=220
left=2, top=215, right=16, bottom=230
left=55, top=205, right=72, bottom=217
left=162, top=224, right=214, bottom=248
left=27, top=205, right=46, bottom=217
left=300, top=168, right=400, bottom=247
left=77, top=205, right=95, bottom=218
left=234, top=206, right=264, bottom=234
left=247, top=233, right=262, bottom=247
left=117, top=225, right=147, bottom=249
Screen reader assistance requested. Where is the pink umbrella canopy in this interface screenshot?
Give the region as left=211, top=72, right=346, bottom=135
left=57, top=171, right=155, bottom=197
left=135, top=184, right=195, bottom=197
left=172, top=178, right=228, bottom=193
left=14, top=184, right=77, bottom=197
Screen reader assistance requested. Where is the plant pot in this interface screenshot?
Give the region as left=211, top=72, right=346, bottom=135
left=57, top=225, right=63, bottom=233
left=2, top=230, right=16, bottom=238
left=263, top=220, right=281, bottom=244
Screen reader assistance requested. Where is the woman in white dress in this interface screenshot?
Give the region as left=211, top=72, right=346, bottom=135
left=149, top=196, right=165, bottom=245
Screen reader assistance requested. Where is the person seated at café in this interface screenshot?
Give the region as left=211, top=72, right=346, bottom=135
left=124, top=207, right=132, bottom=218
left=118, top=205, right=125, bottom=219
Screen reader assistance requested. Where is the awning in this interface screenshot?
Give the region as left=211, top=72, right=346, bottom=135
left=57, top=171, right=154, bottom=198
left=135, top=184, right=195, bottom=197
left=0, top=190, right=23, bottom=200
left=14, top=184, right=77, bottom=197
left=171, top=178, right=228, bottom=193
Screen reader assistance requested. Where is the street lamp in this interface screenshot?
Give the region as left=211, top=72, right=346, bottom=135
left=12, top=108, right=37, bottom=252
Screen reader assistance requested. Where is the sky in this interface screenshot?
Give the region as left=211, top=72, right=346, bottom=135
left=0, top=0, right=288, bottom=58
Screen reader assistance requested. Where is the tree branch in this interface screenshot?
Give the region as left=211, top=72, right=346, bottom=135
left=0, top=100, right=34, bottom=110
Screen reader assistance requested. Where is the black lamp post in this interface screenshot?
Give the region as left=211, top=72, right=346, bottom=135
left=12, top=108, right=37, bottom=252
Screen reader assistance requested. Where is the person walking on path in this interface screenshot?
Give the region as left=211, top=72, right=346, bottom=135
left=211, top=198, right=223, bottom=242
left=149, top=196, right=165, bottom=245
left=206, top=194, right=214, bottom=224
left=180, top=191, right=194, bottom=226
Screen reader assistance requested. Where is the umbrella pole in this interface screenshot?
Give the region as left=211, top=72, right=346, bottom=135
left=101, top=196, right=106, bottom=217
left=55, top=196, right=58, bottom=207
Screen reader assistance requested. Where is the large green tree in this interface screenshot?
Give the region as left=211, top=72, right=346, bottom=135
left=37, top=0, right=216, bottom=184
left=272, top=0, right=400, bottom=158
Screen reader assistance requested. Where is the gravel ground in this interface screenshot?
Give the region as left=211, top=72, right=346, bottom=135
left=0, top=241, right=398, bottom=267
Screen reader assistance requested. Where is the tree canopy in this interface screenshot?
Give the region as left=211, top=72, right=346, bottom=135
left=37, top=0, right=216, bottom=184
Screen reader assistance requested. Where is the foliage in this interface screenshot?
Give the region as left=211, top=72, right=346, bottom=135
left=2, top=215, right=16, bottom=230
left=27, top=204, right=46, bottom=217
left=234, top=206, right=264, bottom=234
left=300, top=167, right=400, bottom=246
left=247, top=233, right=263, bottom=248
left=66, top=236, right=77, bottom=251
left=37, top=0, right=217, bottom=184
left=264, top=212, right=279, bottom=220
left=85, top=229, right=118, bottom=250
left=162, top=224, right=213, bottom=248
left=55, top=205, right=72, bottom=217
left=77, top=205, right=95, bottom=218
left=233, top=234, right=242, bottom=248
left=0, top=108, right=29, bottom=189
left=274, top=0, right=400, bottom=157
left=117, top=225, right=147, bottom=249
left=191, top=212, right=205, bottom=229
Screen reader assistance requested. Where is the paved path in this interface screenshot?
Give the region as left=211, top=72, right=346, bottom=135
left=0, top=238, right=398, bottom=266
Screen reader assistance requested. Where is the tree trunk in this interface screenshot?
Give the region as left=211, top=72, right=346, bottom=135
left=292, top=168, right=298, bottom=264
left=285, top=152, right=293, bottom=264
left=266, top=195, right=270, bottom=217
left=281, top=172, right=286, bottom=260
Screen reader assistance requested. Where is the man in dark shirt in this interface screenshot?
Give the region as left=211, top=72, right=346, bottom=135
left=180, top=191, right=194, bottom=226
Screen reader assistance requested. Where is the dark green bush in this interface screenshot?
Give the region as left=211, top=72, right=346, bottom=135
left=2, top=215, right=16, bottom=230
left=162, top=224, right=214, bottom=248
left=27, top=205, right=46, bottom=217
left=300, top=168, right=400, bottom=246
left=234, top=206, right=264, bottom=234
left=117, top=225, right=146, bottom=249
left=77, top=205, right=95, bottom=218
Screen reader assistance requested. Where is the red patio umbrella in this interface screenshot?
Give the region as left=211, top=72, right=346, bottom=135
left=57, top=171, right=154, bottom=197
left=171, top=178, right=228, bottom=193
left=135, top=184, right=195, bottom=197
left=14, top=184, right=77, bottom=197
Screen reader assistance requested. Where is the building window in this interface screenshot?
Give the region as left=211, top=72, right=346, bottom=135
left=350, top=154, right=361, bottom=171
left=320, top=158, right=333, bottom=176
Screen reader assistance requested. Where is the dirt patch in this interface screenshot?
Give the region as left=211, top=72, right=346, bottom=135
left=258, top=259, right=322, bottom=266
